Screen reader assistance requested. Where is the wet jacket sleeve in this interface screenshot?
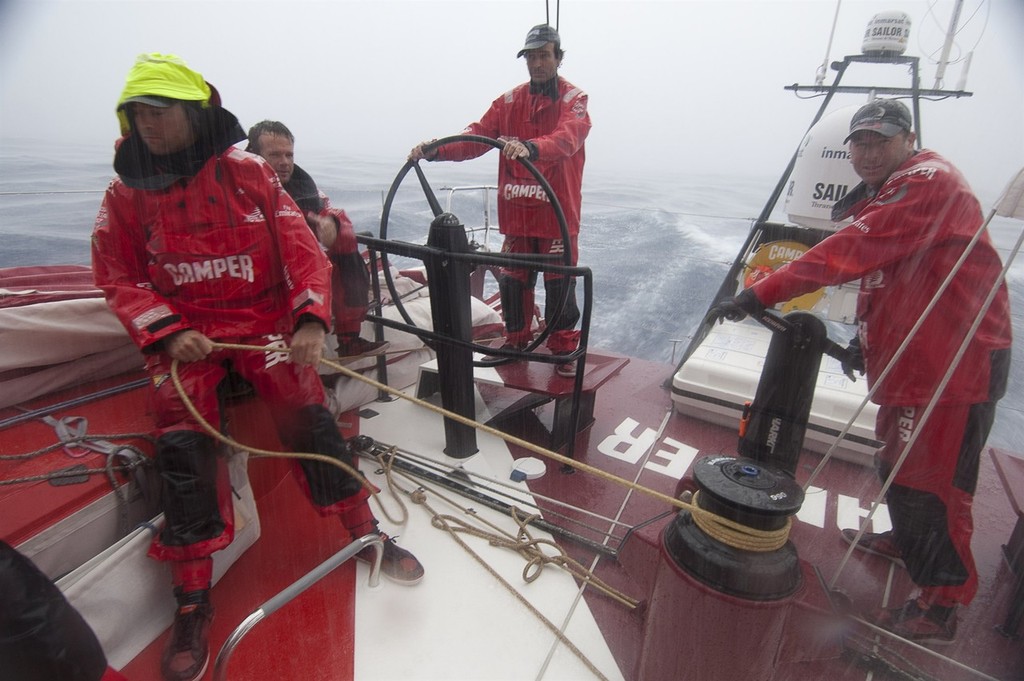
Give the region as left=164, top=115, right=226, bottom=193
left=433, top=97, right=505, bottom=162
left=92, top=181, right=192, bottom=351
left=255, top=168, right=334, bottom=330
left=751, top=167, right=960, bottom=307
left=320, top=192, right=359, bottom=256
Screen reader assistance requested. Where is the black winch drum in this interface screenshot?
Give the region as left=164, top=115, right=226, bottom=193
left=638, top=456, right=805, bottom=681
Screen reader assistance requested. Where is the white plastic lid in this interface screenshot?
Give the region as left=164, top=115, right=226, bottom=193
left=511, top=457, right=547, bottom=480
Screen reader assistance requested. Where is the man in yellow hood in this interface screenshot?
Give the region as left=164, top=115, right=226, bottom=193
left=93, top=53, right=425, bottom=681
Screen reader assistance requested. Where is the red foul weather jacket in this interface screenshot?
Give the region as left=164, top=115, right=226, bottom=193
left=92, top=148, right=332, bottom=350
left=751, top=149, right=1012, bottom=406
left=434, top=76, right=590, bottom=239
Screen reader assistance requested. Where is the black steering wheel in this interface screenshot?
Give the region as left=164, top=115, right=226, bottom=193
left=377, top=134, right=573, bottom=358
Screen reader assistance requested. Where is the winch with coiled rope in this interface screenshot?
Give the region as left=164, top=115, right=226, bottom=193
left=665, top=455, right=804, bottom=599
left=640, top=455, right=805, bottom=681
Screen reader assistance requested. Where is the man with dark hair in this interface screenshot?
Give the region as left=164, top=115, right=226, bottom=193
left=246, top=120, right=386, bottom=359
left=410, top=23, right=591, bottom=377
left=92, top=53, right=423, bottom=681
left=709, top=99, right=1012, bottom=644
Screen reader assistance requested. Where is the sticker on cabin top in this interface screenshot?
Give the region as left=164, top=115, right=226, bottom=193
left=741, top=240, right=825, bottom=313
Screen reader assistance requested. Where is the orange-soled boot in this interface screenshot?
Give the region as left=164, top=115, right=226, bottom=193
left=160, top=589, right=213, bottom=681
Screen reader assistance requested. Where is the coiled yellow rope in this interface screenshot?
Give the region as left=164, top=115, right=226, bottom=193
left=688, top=491, right=792, bottom=552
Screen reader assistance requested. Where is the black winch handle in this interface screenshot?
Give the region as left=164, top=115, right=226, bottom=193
left=751, top=309, right=856, bottom=365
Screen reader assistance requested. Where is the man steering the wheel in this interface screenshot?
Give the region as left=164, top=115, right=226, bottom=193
left=409, top=23, right=591, bottom=378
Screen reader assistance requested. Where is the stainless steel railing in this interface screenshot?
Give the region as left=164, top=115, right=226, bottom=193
left=212, top=532, right=383, bottom=680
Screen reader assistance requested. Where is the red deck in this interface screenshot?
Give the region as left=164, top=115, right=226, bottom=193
left=4, top=354, right=1022, bottom=680
left=502, top=356, right=1024, bottom=681
left=121, top=399, right=361, bottom=681
left=0, top=373, right=154, bottom=549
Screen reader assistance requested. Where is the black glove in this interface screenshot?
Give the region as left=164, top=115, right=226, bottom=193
left=704, top=289, right=764, bottom=325
left=841, top=335, right=865, bottom=381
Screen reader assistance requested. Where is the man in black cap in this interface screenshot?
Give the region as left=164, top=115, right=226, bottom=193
left=708, top=98, right=1012, bottom=644
left=410, top=24, right=591, bottom=377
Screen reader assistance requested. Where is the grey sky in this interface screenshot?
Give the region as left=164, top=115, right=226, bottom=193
left=1, top=0, right=1021, bottom=199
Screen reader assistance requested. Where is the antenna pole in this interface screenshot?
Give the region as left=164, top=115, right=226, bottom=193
left=544, top=0, right=560, bottom=30
left=933, top=0, right=965, bottom=89
left=816, top=0, right=843, bottom=85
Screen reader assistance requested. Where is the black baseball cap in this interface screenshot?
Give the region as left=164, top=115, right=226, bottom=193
left=844, top=100, right=913, bottom=143
left=517, top=24, right=560, bottom=57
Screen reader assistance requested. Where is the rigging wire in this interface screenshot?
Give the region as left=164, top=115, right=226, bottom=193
left=921, top=0, right=989, bottom=65
left=375, top=441, right=637, bottom=546
left=0, top=188, right=762, bottom=226
left=0, top=189, right=103, bottom=196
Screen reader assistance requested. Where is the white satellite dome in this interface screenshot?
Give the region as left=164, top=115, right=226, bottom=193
left=862, top=11, right=911, bottom=55
left=784, top=104, right=863, bottom=231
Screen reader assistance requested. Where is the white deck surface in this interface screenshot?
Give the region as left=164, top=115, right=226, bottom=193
left=355, top=386, right=625, bottom=680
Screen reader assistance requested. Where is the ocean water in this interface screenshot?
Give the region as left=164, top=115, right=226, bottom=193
left=2, top=140, right=1022, bottom=450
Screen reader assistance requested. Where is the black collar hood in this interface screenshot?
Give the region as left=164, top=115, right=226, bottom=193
left=529, top=76, right=560, bottom=100
left=114, top=105, right=246, bottom=190
left=282, top=164, right=323, bottom=214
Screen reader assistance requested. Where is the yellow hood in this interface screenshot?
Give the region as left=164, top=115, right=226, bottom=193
left=116, top=53, right=212, bottom=135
